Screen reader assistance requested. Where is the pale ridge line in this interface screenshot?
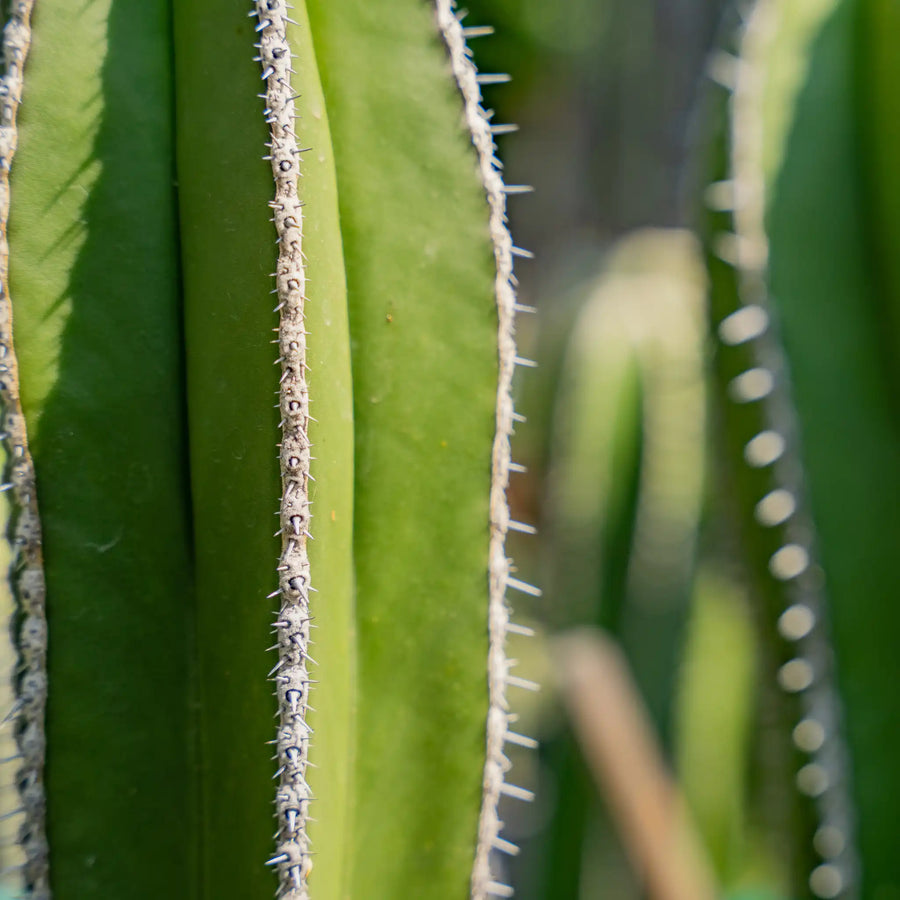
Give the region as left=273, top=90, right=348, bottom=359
left=433, top=4, right=537, bottom=898
left=722, top=4, right=859, bottom=895
left=254, top=3, right=313, bottom=898
left=0, top=2, right=49, bottom=897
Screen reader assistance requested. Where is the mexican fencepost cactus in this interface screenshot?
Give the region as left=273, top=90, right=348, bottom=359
left=0, top=1, right=538, bottom=898
left=700, top=0, right=900, bottom=896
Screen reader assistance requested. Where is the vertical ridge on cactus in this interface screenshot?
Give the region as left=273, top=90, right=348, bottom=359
left=0, top=2, right=45, bottom=894
left=174, top=2, right=359, bottom=897
left=700, top=0, right=900, bottom=894
left=433, top=3, right=535, bottom=896
left=253, top=3, right=316, bottom=895
left=701, top=3, right=845, bottom=890
left=762, top=0, right=900, bottom=890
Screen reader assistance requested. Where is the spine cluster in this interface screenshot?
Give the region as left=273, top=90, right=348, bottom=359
left=0, top=2, right=49, bottom=897
left=709, top=3, right=858, bottom=896
left=435, top=4, right=540, bottom=898
left=253, top=3, right=313, bottom=897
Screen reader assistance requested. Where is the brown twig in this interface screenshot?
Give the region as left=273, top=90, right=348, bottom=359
left=553, top=628, right=719, bottom=900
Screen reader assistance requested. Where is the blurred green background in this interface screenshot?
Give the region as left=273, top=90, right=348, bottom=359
left=456, top=0, right=899, bottom=898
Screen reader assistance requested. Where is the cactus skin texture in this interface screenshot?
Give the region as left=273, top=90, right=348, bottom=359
left=0, top=1, right=530, bottom=898
left=701, top=0, right=900, bottom=896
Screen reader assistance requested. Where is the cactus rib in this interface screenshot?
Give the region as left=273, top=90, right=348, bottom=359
left=709, top=2, right=858, bottom=894
left=252, top=2, right=313, bottom=896
left=0, top=2, right=48, bottom=895
left=434, top=4, right=537, bottom=897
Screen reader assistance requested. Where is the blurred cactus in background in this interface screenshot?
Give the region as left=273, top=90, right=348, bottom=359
left=465, top=0, right=900, bottom=898
left=701, top=0, right=900, bottom=896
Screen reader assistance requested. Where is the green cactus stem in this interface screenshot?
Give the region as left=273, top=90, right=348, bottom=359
left=701, top=0, right=900, bottom=894
left=0, top=0, right=537, bottom=897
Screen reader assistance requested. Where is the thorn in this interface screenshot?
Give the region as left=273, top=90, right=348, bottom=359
left=513, top=356, right=537, bottom=369
left=508, top=462, right=527, bottom=474
left=505, top=730, right=538, bottom=749
left=462, top=25, right=495, bottom=38
left=501, top=184, right=534, bottom=195
left=506, top=576, right=544, bottom=597
left=486, top=882, right=515, bottom=898
left=476, top=73, right=512, bottom=85
left=490, top=123, right=519, bottom=136
left=492, top=835, right=520, bottom=856
left=707, top=50, right=741, bottom=90
left=510, top=246, right=534, bottom=259
left=500, top=782, right=535, bottom=802
left=507, top=520, right=536, bottom=535
left=513, top=303, right=537, bottom=314
left=704, top=179, right=737, bottom=212
left=505, top=622, right=535, bottom=637
left=506, top=675, right=540, bottom=692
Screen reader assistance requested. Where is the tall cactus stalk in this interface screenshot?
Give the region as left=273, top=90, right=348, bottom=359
left=701, top=0, right=900, bottom=896
left=0, top=1, right=537, bottom=898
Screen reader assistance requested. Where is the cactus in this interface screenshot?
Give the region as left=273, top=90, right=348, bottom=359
left=700, top=0, right=900, bottom=896
left=0, top=1, right=536, bottom=898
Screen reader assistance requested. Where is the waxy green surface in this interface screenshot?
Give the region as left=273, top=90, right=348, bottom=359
left=308, top=1, right=498, bottom=895
left=7, top=1, right=501, bottom=896
left=9, top=1, right=193, bottom=896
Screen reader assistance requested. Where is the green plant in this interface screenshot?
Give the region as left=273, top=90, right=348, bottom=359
left=514, top=229, right=707, bottom=899
left=0, top=1, right=537, bottom=898
left=700, top=0, right=900, bottom=896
